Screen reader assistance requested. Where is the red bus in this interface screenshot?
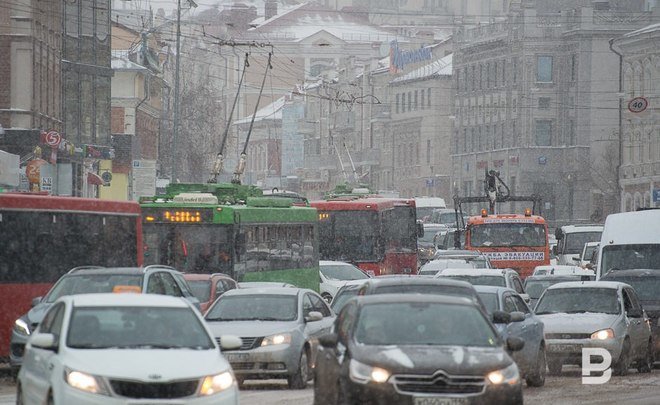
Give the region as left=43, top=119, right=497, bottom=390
left=0, top=193, right=142, bottom=360
left=464, top=210, right=550, bottom=278
left=311, top=198, right=418, bottom=276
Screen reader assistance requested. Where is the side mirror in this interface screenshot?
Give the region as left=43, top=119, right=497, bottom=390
left=417, top=222, right=425, bottom=238
left=318, top=333, right=338, bottom=348
left=31, top=297, right=43, bottom=307
left=492, top=310, right=511, bottom=324
left=551, top=245, right=558, bottom=256
left=30, top=333, right=57, bottom=350
left=506, top=337, right=525, bottom=352
left=509, top=311, right=525, bottom=322
left=305, top=311, right=323, bottom=322
left=584, top=263, right=594, bottom=270
left=572, top=257, right=581, bottom=262
left=519, top=294, right=531, bottom=304
left=554, top=228, right=563, bottom=240
left=219, top=335, right=242, bottom=351
left=626, top=308, right=643, bottom=318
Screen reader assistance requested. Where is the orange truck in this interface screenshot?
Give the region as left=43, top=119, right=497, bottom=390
left=463, top=209, right=550, bottom=278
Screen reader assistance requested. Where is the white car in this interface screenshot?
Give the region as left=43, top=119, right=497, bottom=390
left=532, top=264, right=594, bottom=277
left=418, top=259, right=476, bottom=276
left=17, top=293, right=241, bottom=405
left=436, top=268, right=529, bottom=302
left=319, top=260, right=371, bottom=303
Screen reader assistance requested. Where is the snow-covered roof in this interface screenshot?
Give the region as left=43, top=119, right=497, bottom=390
left=247, top=2, right=398, bottom=43
left=234, top=96, right=287, bottom=125
left=623, top=22, right=660, bottom=38
left=390, top=53, right=452, bottom=85
left=111, top=51, right=148, bottom=71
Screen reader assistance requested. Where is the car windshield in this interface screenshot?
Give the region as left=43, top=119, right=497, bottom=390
left=186, top=280, right=211, bottom=302
left=535, top=288, right=620, bottom=315
left=206, top=294, right=298, bottom=321
left=331, top=288, right=360, bottom=312
left=601, top=244, right=660, bottom=272
left=442, top=275, right=506, bottom=287
left=601, top=277, right=660, bottom=302
left=45, top=274, right=143, bottom=303
left=66, top=306, right=214, bottom=349
left=355, top=302, right=498, bottom=346
left=321, top=264, right=369, bottom=281
left=476, top=292, right=499, bottom=313
left=564, top=231, right=602, bottom=254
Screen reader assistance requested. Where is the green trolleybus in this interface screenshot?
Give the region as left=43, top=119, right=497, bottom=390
left=140, top=183, right=320, bottom=291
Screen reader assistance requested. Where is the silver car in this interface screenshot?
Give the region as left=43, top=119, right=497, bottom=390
left=205, top=287, right=335, bottom=388
left=475, top=286, right=546, bottom=387
left=535, top=281, right=654, bottom=376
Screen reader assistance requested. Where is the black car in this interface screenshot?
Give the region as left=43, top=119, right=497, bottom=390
left=601, top=269, right=660, bottom=360
left=314, top=294, right=524, bottom=405
left=523, top=274, right=594, bottom=309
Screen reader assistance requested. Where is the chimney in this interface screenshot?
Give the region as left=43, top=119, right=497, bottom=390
left=265, top=0, right=278, bottom=20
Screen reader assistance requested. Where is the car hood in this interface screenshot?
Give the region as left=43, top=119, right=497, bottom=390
left=26, top=303, right=53, bottom=325
left=64, top=349, right=229, bottom=380
left=206, top=320, right=299, bottom=338
left=536, top=313, right=618, bottom=334
left=352, top=344, right=512, bottom=376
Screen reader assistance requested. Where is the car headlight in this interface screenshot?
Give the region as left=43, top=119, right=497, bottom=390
left=261, top=333, right=292, bottom=347
left=349, top=359, right=390, bottom=384
left=486, top=363, right=519, bottom=385
left=14, top=319, right=30, bottom=336
left=590, top=328, right=614, bottom=340
left=64, top=369, right=110, bottom=395
left=199, top=371, right=235, bottom=396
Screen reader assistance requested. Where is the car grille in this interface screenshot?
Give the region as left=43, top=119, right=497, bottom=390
left=231, top=362, right=255, bottom=370
left=110, top=379, right=199, bottom=399
left=392, top=372, right=485, bottom=395
left=546, top=333, right=591, bottom=340
left=216, top=336, right=262, bottom=350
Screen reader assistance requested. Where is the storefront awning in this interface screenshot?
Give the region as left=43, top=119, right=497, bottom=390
left=87, top=172, right=104, bottom=185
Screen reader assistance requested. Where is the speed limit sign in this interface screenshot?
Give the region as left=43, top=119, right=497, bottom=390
left=628, top=97, right=648, bottom=113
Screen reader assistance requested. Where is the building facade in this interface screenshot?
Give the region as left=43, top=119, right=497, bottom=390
left=613, top=23, right=660, bottom=210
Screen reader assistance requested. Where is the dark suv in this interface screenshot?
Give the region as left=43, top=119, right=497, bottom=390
left=10, top=265, right=199, bottom=371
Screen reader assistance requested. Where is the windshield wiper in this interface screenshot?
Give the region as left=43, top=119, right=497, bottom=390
left=68, top=343, right=111, bottom=349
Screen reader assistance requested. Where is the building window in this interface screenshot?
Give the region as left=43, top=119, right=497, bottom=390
left=414, top=90, right=418, bottom=110
left=408, top=91, right=412, bottom=111
left=396, top=94, right=400, bottom=113
left=421, top=89, right=425, bottom=108
left=537, top=56, right=553, bottom=82
left=570, top=54, right=577, bottom=81
left=538, top=97, right=551, bottom=109
left=427, top=88, right=431, bottom=106
left=462, top=129, right=467, bottom=153
left=401, top=93, right=405, bottom=113
left=502, top=59, right=506, bottom=86
left=568, top=119, right=575, bottom=145
left=426, top=139, right=431, bottom=164
left=535, top=120, right=552, bottom=146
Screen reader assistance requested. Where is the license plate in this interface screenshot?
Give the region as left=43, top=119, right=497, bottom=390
left=225, top=352, right=251, bottom=362
left=548, top=344, right=579, bottom=353
left=414, top=397, right=468, bottom=405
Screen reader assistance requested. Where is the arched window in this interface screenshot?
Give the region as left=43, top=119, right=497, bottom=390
left=643, top=63, right=652, bottom=95
left=643, top=192, right=651, bottom=208
left=624, top=193, right=633, bottom=212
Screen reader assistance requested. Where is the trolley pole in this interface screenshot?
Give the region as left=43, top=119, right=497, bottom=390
left=171, top=0, right=182, bottom=183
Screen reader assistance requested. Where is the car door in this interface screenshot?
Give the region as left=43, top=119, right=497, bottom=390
left=622, top=287, right=646, bottom=357
left=307, top=292, right=335, bottom=366
left=21, top=302, right=65, bottom=405
left=512, top=293, right=543, bottom=372
left=502, top=293, right=533, bottom=372
left=303, top=293, right=328, bottom=339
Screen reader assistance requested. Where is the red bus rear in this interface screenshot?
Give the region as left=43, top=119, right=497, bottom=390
left=0, top=193, right=142, bottom=360
left=311, top=198, right=418, bottom=276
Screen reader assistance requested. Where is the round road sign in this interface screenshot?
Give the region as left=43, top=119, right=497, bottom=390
left=628, top=97, right=648, bottom=113
left=44, top=131, right=62, bottom=147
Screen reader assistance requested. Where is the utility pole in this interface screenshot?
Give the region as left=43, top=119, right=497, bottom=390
left=171, top=0, right=182, bottom=183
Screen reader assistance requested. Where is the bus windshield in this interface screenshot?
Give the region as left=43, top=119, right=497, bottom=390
left=600, top=244, right=660, bottom=273
left=470, top=223, right=546, bottom=248
left=143, top=224, right=233, bottom=274
left=318, top=211, right=379, bottom=261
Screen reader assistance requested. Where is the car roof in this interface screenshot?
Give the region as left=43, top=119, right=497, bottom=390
left=473, top=285, right=518, bottom=295
left=355, top=293, right=476, bottom=307
left=64, top=293, right=190, bottom=308
left=546, top=281, right=624, bottom=290
left=366, top=277, right=475, bottom=288
left=434, top=250, right=482, bottom=257
left=183, top=273, right=233, bottom=281
left=223, top=287, right=302, bottom=296
left=238, top=282, right=296, bottom=288
left=561, top=224, right=603, bottom=232
left=601, top=269, right=660, bottom=279
left=319, top=260, right=356, bottom=266
left=440, top=269, right=507, bottom=276
left=525, top=275, right=587, bottom=282
left=66, top=265, right=181, bottom=275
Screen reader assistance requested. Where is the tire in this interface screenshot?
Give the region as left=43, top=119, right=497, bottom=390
left=637, top=339, right=654, bottom=373
left=526, top=346, right=547, bottom=387
left=547, top=358, right=562, bottom=376
left=288, top=350, right=310, bottom=389
left=613, top=339, right=631, bottom=376
left=321, top=293, right=333, bottom=304
left=47, top=393, right=54, bottom=405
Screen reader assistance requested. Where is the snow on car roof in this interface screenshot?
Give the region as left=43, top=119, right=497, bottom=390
left=545, top=281, right=624, bottom=290
left=67, top=293, right=190, bottom=307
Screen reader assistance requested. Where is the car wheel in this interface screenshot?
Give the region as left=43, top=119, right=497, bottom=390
left=288, top=350, right=310, bottom=389
left=47, top=392, right=54, bottom=405
left=547, top=358, right=562, bottom=376
left=526, top=346, right=547, bottom=387
left=613, top=339, right=631, bottom=376
left=321, top=293, right=333, bottom=304
left=637, top=339, right=654, bottom=373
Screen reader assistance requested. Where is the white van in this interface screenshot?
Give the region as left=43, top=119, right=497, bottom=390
left=414, top=197, right=447, bottom=222
left=596, top=210, right=660, bottom=279
left=554, top=224, right=603, bottom=265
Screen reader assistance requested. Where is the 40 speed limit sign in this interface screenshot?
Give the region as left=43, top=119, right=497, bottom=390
left=628, top=97, right=648, bottom=113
